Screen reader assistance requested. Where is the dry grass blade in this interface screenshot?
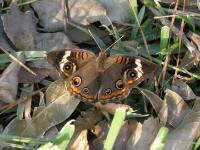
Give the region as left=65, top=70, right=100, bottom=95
left=0, top=47, right=36, bottom=76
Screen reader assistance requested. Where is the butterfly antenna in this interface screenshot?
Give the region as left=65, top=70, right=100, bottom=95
left=88, top=29, right=102, bottom=50
left=105, top=35, right=124, bottom=52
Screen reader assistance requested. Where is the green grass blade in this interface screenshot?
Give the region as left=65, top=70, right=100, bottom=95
left=150, top=127, right=169, bottom=150
left=38, top=121, right=75, bottom=150
left=103, top=108, right=126, bottom=150
left=194, top=136, right=200, bottom=150
left=160, top=26, right=170, bottom=51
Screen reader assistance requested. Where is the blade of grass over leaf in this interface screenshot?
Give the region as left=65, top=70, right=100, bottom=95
left=150, top=127, right=169, bottom=150
left=103, top=108, right=126, bottom=150
left=194, top=137, right=200, bottom=150
left=38, top=121, right=75, bottom=150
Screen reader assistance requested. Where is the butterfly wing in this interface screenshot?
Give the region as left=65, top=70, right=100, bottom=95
left=47, top=49, right=100, bottom=103
left=47, top=49, right=96, bottom=78
left=98, top=55, right=158, bottom=103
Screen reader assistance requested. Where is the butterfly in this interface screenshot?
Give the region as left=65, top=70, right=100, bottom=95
left=47, top=49, right=157, bottom=104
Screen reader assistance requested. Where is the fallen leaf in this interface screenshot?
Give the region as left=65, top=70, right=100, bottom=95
left=31, top=0, right=106, bottom=31
left=94, top=102, right=129, bottom=114
left=0, top=55, right=24, bottom=104
left=67, top=25, right=111, bottom=44
left=126, top=117, right=161, bottom=150
left=98, top=0, right=131, bottom=25
left=171, top=79, right=196, bottom=101
left=3, top=81, right=80, bottom=137
left=138, top=88, right=164, bottom=113
left=90, top=120, right=109, bottom=150
left=36, top=32, right=77, bottom=51
left=68, top=0, right=106, bottom=25
left=45, top=80, right=66, bottom=104
left=18, top=67, right=59, bottom=84
left=164, top=97, right=200, bottom=150
left=67, top=110, right=103, bottom=149
left=1, top=1, right=37, bottom=50
left=70, top=129, right=89, bottom=150
left=0, top=12, right=16, bottom=52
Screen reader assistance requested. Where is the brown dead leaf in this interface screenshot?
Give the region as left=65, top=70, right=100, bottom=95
left=94, top=102, right=129, bottom=114
left=36, top=32, right=77, bottom=51
left=97, top=0, right=131, bottom=25
left=70, top=129, right=89, bottom=150
left=138, top=88, right=164, bottom=113
left=90, top=120, right=109, bottom=150
left=171, top=79, right=196, bottom=101
left=164, top=97, right=200, bottom=150
left=67, top=111, right=103, bottom=149
left=0, top=55, right=24, bottom=104
left=18, top=67, right=59, bottom=84
left=126, top=117, right=161, bottom=150
left=32, top=0, right=106, bottom=32
left=68, top=0, right=106, bottom=25
left=1, top=1, right=37, bottom=50
left=67, top=25, right=112, bottom=44
left=0, top=13, right=16, bottom=52
left=91, top=120, right=138, bottom=150
left=3, top=83, right=80, bottom=137
left=164, top=89, right=190, bottom=128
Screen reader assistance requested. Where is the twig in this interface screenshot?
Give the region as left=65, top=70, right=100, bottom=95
left=0, top=47, right=36, bottom=76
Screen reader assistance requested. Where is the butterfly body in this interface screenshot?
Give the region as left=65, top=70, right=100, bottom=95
left=47, top=49, right=157, bottom=103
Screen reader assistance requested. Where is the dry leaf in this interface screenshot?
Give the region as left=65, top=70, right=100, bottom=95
left=68, top=0, right=106, bottom=25
left=0, top=13, right=16, bottom=52
left=44, top=126, right=59, bottom=140
left=164, top=98, right=200, bottom=150
left=36, top=32, right=77, bottom=51
left=90, top=120, right=109, bottom=150
left=70, top=129, right=89, bottom=150
left=0, top=55, right=24, bottom=104
left=98, top=0, right=131, bottom=25
left=1, top=1, right=37, bottom=50
left=67, top=25, right=111, bottom=44
left=67, top=111, right=103, bottom=149
left=138, top=88, right=165, bottom=119
left=32, top=0, right=106, bottom=31
left=171, top=79, right=196, bottom=101
left=94, top=102, right=129, bottom=114
left=127, top=117, right=161, bottom=150
left=91, top=120, right=137, bottom=150
left=18, top=67, right=59, bottom=84
left=3, top=81, right=80, bottom=137
left=164, top=89, right=190, bottom=128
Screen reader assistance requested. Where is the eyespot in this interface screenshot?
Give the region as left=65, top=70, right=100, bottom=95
left=83, top=87, right=89, bottom=94
left=63, top=62, right=73, bottom=72
left=115, top=80, right=124, bottom=89
left=105, top=88, right=112, bottom=95
left=127, top=70, right=137, bottom=79
left=72, top=76, right=82, bottom=87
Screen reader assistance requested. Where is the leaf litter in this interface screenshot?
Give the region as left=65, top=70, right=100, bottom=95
left=0, top=0, right=200, bottom=150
